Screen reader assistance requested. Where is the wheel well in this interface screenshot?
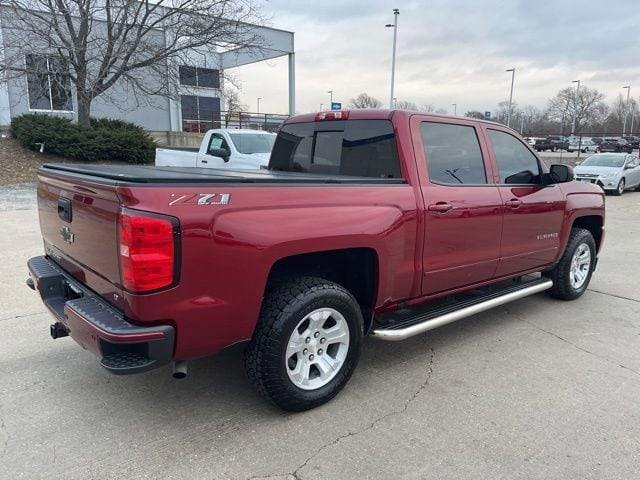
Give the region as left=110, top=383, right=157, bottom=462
left=572, top=215, right=603, bottom=250
left=266, top=248, right=378, bottom=332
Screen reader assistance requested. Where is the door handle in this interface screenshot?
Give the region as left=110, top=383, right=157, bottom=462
left=427, top=202, right=453, bottom=213
left=505, top=198, right=522, bottom=208
left=201, top=160, right=208, bottom=164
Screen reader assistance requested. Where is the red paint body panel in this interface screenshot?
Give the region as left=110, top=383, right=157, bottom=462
left=34, top=111, right=606, bottom=362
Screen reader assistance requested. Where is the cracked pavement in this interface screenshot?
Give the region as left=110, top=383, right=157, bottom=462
left=1, top=195, right=639, bottom=479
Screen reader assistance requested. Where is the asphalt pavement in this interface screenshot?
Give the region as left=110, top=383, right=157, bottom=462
left=1, top=188, right=639, bottom=479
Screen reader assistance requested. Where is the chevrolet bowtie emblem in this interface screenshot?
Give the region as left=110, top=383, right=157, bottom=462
left=60, top=225, right=75, bottom=245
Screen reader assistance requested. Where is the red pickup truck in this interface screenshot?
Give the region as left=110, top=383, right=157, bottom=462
left=27, top=110, right=605, bottom=411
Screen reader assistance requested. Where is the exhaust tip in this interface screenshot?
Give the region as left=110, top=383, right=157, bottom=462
left=172, top=361, right=188, bottom=379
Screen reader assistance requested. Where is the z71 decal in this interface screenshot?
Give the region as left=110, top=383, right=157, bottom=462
left=169, top=193, right=231, bottom=206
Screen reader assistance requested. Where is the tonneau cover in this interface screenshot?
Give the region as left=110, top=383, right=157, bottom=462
left=40, top=163, right=405, bottom=184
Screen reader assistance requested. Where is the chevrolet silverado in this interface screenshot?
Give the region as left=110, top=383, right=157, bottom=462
left=27, top=110, right=605, bottom=411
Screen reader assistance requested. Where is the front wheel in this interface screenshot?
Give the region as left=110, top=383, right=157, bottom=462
left=544, top=228, right=596, bottom=300
left=244, top=276, right=363, bottom=411
left=612, top=178, right=625, bottom=196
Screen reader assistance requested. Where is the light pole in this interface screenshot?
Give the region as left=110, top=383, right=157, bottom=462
left=386, top=9, right=400, bottom=109
left=571, top=80, right=580, bottom=137
left=622, top=85, right=631, bottom=137
left=320, top=103, right=324, bottom=111
left=392, top=97, right=397, bottom=108
left=452, top=103, right=457, bottom=115
left=506, top=68, right=515, bottom=127
left=327, top=90, right=333, bottom=106
left=257, top=97, right=262, bottom=114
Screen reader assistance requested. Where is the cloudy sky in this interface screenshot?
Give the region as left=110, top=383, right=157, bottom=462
left=235, top=0, right=640, bottom=115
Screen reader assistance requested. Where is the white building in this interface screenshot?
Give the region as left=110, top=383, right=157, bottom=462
left=0, top=5, right=295, bottom=132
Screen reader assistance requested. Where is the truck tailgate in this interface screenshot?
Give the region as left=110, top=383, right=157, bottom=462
left=37, top=170, right=122, bottom=304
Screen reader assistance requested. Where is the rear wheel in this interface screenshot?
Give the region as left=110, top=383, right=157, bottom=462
left=244, top=276, right=363, bottom=411
left=544, top=228, right=596, bottom=300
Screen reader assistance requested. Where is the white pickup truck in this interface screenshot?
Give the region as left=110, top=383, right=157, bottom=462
left=155, top=129, right=276, bottom=170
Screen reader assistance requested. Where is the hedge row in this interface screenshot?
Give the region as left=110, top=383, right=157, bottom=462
left=11, top=114, right=156, bottom=164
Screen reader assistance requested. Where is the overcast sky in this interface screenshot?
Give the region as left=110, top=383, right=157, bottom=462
left=235, top=0, right=640, bottom=115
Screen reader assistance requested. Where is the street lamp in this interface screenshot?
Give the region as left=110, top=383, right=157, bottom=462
left=452, top=103, right=457, bottom=115
left=571, top=80, right=580, bottom=137
left=622, top=85, right=631, bottom=137
left=257, top=97, right=262, bottom=114
left=506, top=68, right=515, bottom=127
left=386, top=9, right=400, bottom=109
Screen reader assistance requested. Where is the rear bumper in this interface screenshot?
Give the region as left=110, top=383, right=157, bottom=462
left=27, top=256, right=174, bottom=375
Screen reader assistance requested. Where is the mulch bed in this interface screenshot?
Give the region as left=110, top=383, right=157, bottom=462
left=0, top=137, right=131, bottom=185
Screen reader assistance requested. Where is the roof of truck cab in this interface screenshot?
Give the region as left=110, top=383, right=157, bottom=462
left=284, top=109, right=507, bottom=129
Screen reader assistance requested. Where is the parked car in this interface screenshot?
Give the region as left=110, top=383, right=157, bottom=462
left=155, top=129, right=276, bottom=170
left=622, top=136, right=640, bottom=149
left=567, top=138, right=599, bottom=153
left=590, top=137, right=604, bottom=145
left=599, top=137, right=633, bottom=153
left=574, top=153, right=640, bottom=195
left=27, top=110, right=605, bottom=411
left=533, top=135, right=569, bottom=152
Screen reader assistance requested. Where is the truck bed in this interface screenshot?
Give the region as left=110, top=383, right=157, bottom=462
left=40, top=164, right=405, bottom=185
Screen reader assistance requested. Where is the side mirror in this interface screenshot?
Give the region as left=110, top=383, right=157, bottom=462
left=544, top=164, right=574, bottom=184
left=209, top=147, right=230, bottom=162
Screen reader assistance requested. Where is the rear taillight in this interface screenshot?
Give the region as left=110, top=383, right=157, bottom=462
left=118, top=209, right=179, bottom=293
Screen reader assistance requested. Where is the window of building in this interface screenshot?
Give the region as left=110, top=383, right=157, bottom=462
left=181, top=95, right=221, bottom=133
left=179, top=66, right=220, bottom=89
left=269, top=120, right=402, bottom=178
left=26, top=54, right=73, bottom=112
left=420, top=122, right=486, bottom=185
left=488, top=129, right=541, bottom=184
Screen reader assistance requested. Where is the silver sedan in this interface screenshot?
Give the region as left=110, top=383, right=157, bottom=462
left=574, top=153, right=640, bottom=195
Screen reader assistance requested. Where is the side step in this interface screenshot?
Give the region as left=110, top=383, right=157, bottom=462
left=372, top=276, right=553, bottom=341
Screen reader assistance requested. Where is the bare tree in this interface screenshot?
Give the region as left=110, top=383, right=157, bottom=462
left=394, top=100, right=417, bottom=110
left=0, top=0, right=263, bottom=127
left=464, top=110, right=485, bottom=119
left=546, top=85, right=606, bottom=134
left=420, top=103, right=435, bottom=112
left=222, top=87, right=247, bottom=127
left=348, top=92, right=382, bottom=109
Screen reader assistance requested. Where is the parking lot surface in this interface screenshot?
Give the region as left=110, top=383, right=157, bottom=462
left=1, top=191, right=639, bottom=480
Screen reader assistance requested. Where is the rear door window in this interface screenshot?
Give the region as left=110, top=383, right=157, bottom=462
left=420, top=122, right=487, bottom=185
left=269, top=120, right=402, bottom=178
left=488, top=129, right=542, bottom=184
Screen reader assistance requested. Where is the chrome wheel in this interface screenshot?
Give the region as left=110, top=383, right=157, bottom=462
left=618, top=179, right=625, bottom=195
left=285, top=308, right=350, bottom=391
left=569, top=243, right=591, bottom=289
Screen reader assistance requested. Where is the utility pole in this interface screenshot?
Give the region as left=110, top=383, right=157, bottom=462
left=622, top=85, right=631, bottom=136
left=571, top=80, right=580, bottom=137
left=452, top=103, right=457, bottom=115
left=386, top=9, right=400, bottom=109
left=327, top=90, right=333, bottom=106
left=506, top=68, right=515, bottom=127
left=256, top=97, right=262, bottom=114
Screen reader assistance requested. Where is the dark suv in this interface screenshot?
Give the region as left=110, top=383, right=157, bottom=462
left=599, top=138, right=633, bottom=153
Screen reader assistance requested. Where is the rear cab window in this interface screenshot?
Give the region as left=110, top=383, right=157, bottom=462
left=269, top=120, right=402, bottom=179
left=420, top=122, right=487, bottom=185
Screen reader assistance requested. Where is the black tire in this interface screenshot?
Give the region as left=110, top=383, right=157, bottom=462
left=612, top=178, right=625, bottom=196
left=244, top=276, right=363, bottom=411
left=544, top=228, right=596, bottom=300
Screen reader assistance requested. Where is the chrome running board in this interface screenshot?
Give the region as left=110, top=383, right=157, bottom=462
left=372, top=278, right=553, bottom=341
